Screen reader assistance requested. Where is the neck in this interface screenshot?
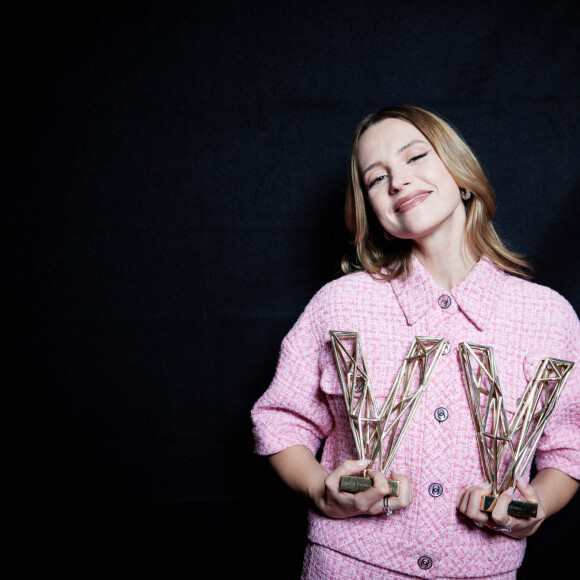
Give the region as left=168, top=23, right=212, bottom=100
left=412, top=232, right=477, bottom=291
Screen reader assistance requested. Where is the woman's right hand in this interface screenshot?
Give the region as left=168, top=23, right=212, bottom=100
left=310, top=459, right=414, bottom=519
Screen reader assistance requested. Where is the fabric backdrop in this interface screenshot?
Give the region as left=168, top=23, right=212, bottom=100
left=4, top=0, right=579, bottom=577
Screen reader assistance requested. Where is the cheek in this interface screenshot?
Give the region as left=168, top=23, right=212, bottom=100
left=368, top=197, right=391, bottom=224
left=430, top=163, right=458, bottom=190
left=368, top=196, right=380, bottom=215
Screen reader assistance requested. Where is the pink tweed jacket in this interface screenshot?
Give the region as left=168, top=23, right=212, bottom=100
left=252, top=256, right=580, bottom=578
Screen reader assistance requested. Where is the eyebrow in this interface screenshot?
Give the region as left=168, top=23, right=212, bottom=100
left=361, top=139, right=430, bottom=176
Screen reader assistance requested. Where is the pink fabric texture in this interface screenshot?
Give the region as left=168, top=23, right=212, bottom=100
left=252, top=256, right=580, bottom=578
left=301, top=543, right=517, bottom=580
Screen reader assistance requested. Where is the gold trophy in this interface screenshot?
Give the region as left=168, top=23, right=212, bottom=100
left=459, top=342, right=574, bottom=518
left=330, top=331, right=446, bottom=496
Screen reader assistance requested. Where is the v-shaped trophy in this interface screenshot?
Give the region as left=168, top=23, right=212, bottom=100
left=330, top=331, right=446, bottom=496
left=459, top=342, right=574, bottom=518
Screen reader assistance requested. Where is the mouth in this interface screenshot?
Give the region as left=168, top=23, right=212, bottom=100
left=394, top=191, right=432, bottom=213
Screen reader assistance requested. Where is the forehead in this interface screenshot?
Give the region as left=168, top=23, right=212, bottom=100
left=358, top=118, right=427, bottom=165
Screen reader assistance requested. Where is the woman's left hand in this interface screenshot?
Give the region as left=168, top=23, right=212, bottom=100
left=456, top=478, right=546, bottom=538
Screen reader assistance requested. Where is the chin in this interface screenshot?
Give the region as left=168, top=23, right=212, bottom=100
left=388, top=226, right=438, bottom=241
left=390, top=214, right=457, bottom=242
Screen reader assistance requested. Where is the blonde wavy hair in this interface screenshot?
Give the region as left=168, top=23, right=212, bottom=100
left=342, top=105, right=531, bottom=280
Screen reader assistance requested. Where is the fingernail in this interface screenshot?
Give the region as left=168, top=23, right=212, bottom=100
left=479, top=482, right=492, bottom=489
left=357, top=459, right=371, bottom=467
left=507, top=486, right=515, bottom=496
left=516, top=476, right=526, bottom=485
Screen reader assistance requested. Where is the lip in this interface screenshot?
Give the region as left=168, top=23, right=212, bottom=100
left=394, top=190, right=432, bottom=213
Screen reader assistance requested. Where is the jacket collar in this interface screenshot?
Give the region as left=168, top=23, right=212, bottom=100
left=390, top=254, right=508, bottom=330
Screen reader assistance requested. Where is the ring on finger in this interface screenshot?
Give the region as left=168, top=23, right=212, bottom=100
left=383, top=496, right=393, bottom=516
left=493, top=517, right=512, bottom=533
left=473, top=513, right=489, bottom=529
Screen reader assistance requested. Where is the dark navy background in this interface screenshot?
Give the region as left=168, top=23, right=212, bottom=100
left=4, top=1, right=579, bottom=577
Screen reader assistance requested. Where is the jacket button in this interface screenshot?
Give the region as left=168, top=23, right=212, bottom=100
left=418, top=556, right=433, bottom=570
left=434, top=407, right=449, bottom=422
left=428, top=482, right=444, bottom=497
left=438, top=295, right=452, bottom=309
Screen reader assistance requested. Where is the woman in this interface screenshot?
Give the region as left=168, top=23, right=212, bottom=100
left=251, top=106, right=579, bottom=578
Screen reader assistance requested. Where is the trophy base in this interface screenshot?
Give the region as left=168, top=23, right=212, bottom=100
left=340, top=475, right=400, bottom=497
left=480, top=495, right=538, bottom=518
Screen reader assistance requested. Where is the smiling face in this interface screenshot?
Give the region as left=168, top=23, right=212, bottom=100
left=357, top=118, right=466, bottom=244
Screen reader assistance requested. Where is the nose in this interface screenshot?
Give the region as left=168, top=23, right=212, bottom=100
left=389, top=169, right=412, bottom=195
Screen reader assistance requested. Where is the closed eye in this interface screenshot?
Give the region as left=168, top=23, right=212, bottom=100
left=368, top=174, right=388, bottom=189
left=409, top=152, right=428, bottom=163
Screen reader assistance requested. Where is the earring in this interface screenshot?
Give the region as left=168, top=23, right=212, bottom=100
left=460, top=188, right=472, bottom=200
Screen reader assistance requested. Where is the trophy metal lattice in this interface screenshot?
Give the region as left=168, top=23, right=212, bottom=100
left=330, top=331, right=446, bottom=495
left=459, top=342, right=574, bottom=517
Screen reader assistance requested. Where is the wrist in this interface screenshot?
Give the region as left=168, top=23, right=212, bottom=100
left=305, top=468, right=327, bottom=504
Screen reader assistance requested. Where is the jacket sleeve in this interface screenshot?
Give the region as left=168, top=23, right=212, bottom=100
left=251, top=293, right=334, bottom=457
left=533, top=297, right=580, bottom=480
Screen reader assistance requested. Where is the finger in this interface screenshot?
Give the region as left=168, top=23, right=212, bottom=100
left=456, top=487, right=471, bottom=512
left=325, top=459, right=372, bottom=497
left=389, top=469, right=414, bottom=507
left=459, top=484, right=490, bottom=522
left=455, top=481, right=477, bottom=509
left=366, top=469, right=391, bottom=496
left=490, top=486, right=514, bottom=528
left=367, top=470, right=413, bottom=516
left=515, top=476, right=539, bottom=503
left=326, top=459, right=371, bottom=489
left=390, top=467, right=413, bottom=486
left=338, top=458, right=372, bottom=476
left=348, top=471, right=391, bottom=515
left=388, top=468, right=402, bottom=498
left=366, top=491, right=399, bottom=517
left=455, top=483, right=477, bottom=509
left=456, top=487, right=467, bottom=509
